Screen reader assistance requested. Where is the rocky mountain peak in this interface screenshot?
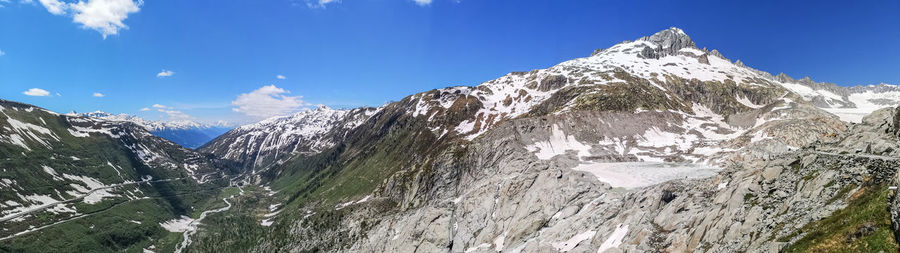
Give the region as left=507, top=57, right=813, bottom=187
left=590, top=27, right=696, bottom=58
left=631, top=27, right=697, bottom=59
left=639, top=27, right=695, bottom=50
left=708, top=49, right=725, bottom=59
left=775, top=72, right=795, bottom=83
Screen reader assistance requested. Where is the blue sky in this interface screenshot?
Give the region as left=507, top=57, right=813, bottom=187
left=1, top=0, right=898, bottom=124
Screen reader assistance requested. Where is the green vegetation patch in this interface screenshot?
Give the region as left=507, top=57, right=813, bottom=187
left=782, top=185, right=899, bottom=252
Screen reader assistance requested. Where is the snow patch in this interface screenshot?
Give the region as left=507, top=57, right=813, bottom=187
left=82, top=188, right=116, bottom=204
left=464, top=243, right=492, bottom=253
left=42, top=165, right=63, bottom=181
left=597, top=224, right=629, bottom=253
left=552, top=230, right=596, bottom=252
left=573, top=162, right=720, bottom=189
left=160, top=216, right=195, bottom=233
left=526, top=124, right=592, bottom=160
left=736, top=96, right=764, bottom=109
left=334, top=195, right=372, bottom=210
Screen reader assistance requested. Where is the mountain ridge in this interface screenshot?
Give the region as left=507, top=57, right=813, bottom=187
left=78, top=111, right=233, bottom=149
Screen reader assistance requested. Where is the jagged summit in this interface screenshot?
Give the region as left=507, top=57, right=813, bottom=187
left=592, top=27, right=697, bottom=57
left=638, top=27, right=695, bottom=51
left=634, top=27, right=698, bottom=59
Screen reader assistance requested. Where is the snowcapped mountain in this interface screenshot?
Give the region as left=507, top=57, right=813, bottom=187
left=192, top=27, right=900, bottom=252
left=205, top=29, right=900, bottom=176
left=199, top=105, right=380, bottom=173
left=78, top=111, right=233, bottom=149
left=204, top=28, right=900, bottom=185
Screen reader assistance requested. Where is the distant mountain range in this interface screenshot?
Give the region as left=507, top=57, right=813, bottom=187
left=76, top=111, right=233, bottom=149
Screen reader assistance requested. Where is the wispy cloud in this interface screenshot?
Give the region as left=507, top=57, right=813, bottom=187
left=144, top=103, right=192, bottom=119
left=23, top=88, right=51, bottom=97
left=37, top=0, right=142, bottom=38
left=232, top=85, right=305, bottom=118
left=276, top=75, right=287, bottom=80
left=306, top=0, right=339, bottom=8
left=0, top=49, right=5, bottom=56
left=156, top=69, right=174, bottom=78
left=38, top=0, right=66, bottom=14
left=92, top=92, right=104, bottom=97
left=304, top=0, right=433, bottom=8
left=157, top=108, right=191, bottom=120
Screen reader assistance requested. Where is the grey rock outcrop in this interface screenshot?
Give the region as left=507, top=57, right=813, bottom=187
left=637, top=27, right=696, bottom=57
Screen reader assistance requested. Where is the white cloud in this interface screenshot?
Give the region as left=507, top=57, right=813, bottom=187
left=0, top=49, right=5, bottom=56
left=92, top=92, right=104, bottom=97
left=156, top=69, right=174, bottom=77
left=307, top=0, right=339, bottom=8
left=37, top=0, right=142, bottom=38
left=70, top=0, right=142, bottom=38
left=232, top=85, right=305, bottom=119
left=39, top=0, right=66, bottom=14
left=157, top=108, right=191, bottom=120
left=152, top=104, right=167, bottom=108
left=413, top=0, right=431, bottom=6
left=139, top=107, right=149, bottom=111
left=276, top=75, right=286, bottom=80
left=23, top=88, right=51, bottom=96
